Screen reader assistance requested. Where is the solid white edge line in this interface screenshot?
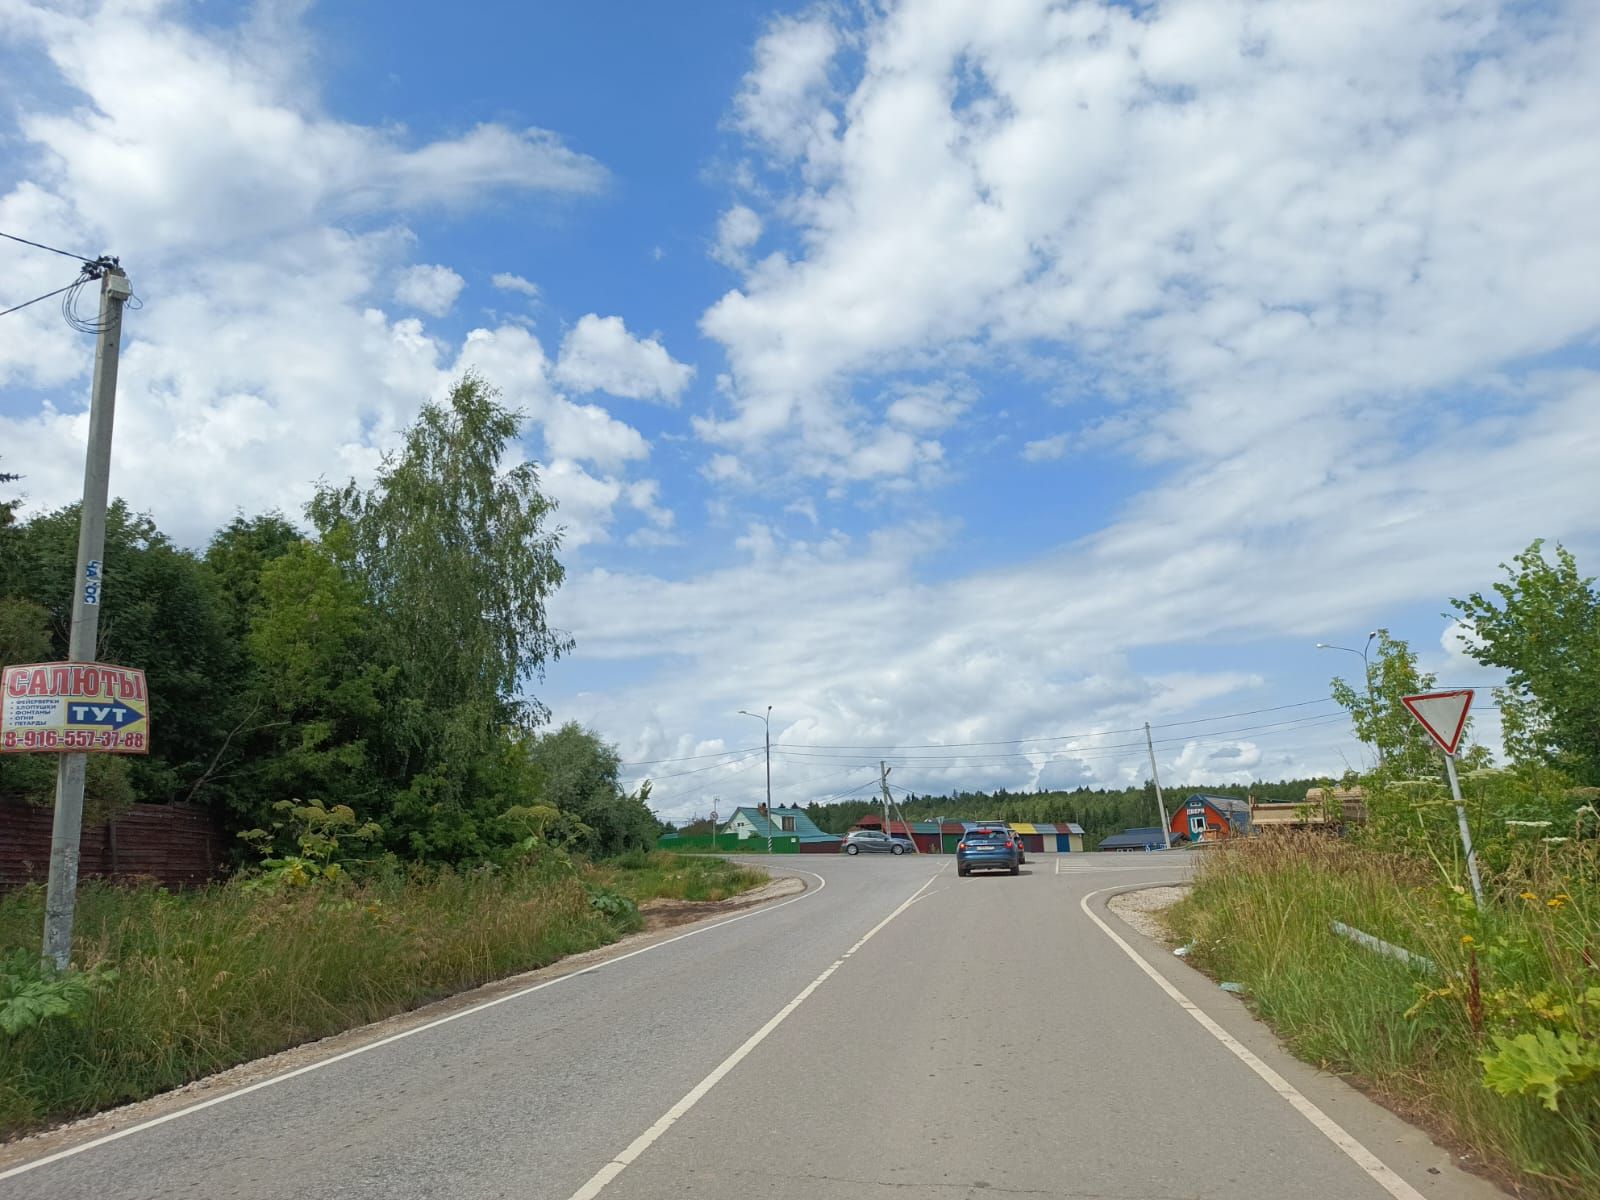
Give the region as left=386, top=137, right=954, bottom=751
left=1079, top=885, right=1427, bottom=1200
left=0, top=867, right=828, bottom=1184
left=565, top=865, right=947, bottom=1200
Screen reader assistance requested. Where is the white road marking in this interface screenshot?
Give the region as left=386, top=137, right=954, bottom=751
left=566, top=866, right=947, bottom=1200
left=1080, top=886, right=1427, bottom=1200
left=0, top=869, right=828, bottom=1184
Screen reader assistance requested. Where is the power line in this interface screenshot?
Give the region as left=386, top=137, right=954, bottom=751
left=0, top=228, right=96, bottom=265
left=622, top=743, right=763, bottom=768
left=765, top=710, right=1349, bottom=764
left=633, top=748, right=765, bottom=782
left=765, top=696, right=1337, bottom=753
left=0, top=280, right=79, bottom=319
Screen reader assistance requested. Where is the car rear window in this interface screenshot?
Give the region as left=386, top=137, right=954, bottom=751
left=968, top=829, right=1007, bottom=840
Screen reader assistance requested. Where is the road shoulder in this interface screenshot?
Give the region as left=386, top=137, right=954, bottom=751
left=1087, top=882, right=1510, bottom=1199
left=0, top=872, right=807, bottom=1174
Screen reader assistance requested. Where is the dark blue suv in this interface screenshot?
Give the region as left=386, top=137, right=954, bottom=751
left=956, top=826, right=1020, bottom=877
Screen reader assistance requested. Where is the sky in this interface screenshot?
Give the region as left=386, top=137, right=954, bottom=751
left=2, top=0, right=1597, bottom=824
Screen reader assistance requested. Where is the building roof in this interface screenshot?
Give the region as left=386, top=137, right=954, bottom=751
left=1180, top=794, right=1252, bottom=827
left=1098, top=827, right=1172, bottom=850
left=1009, top=822, right=1087, bottom=836
left=725, top=805, right=839, bottom=843
left=850, top=817, right=942, bottom=836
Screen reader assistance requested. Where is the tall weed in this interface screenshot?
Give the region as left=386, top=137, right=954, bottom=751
left=1169, top=835, right=1600, bottom=1199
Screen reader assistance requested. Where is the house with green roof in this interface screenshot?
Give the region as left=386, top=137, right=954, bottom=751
left=721, top=805, right=840, bottom=852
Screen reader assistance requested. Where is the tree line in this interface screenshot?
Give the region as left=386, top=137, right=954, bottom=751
left=0, top=376, right=662, bottom=864
left=801, top=778, right=1329, bottom=848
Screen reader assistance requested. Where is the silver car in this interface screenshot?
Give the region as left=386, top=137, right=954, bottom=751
left=841, top=829, right=912, bottom=855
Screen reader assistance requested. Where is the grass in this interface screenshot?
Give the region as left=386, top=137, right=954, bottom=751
left=1167, top=834, right=1600, bottom=1199
left=590, top=849, right=769, bottom=903
left=0, top=849, right=770, bottom=1140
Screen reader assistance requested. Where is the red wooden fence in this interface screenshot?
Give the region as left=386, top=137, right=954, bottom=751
left=0, top=798, right=228, bottom=889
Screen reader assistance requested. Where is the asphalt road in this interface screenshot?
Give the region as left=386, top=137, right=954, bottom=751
left=2, top=853, right=1508, bottom=1200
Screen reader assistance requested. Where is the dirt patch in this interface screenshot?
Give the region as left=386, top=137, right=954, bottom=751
left=639, top=874, right=804, bottom=931
left=0, top=871, right=804, bottom=1171
left=1108, top=883, right=1190, bottom=943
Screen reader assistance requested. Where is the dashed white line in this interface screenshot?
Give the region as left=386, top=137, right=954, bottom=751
left=0, top=869, right=827, bottom=1184
left=565, top=866, right=946, bottom=1200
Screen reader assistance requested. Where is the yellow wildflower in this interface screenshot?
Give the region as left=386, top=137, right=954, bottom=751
left=1460, top=934, right=1475, bottom=946
left=1520, top=890, right=1538, bottom=902
left=1547, top=896, right=1568, bottom=910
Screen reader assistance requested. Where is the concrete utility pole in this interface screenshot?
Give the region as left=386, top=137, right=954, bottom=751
left=879, top=761, right=892, bottom=835
left=43, top=266, right=132, bottom=971
left=1144, top=722, right=1173, bottom=850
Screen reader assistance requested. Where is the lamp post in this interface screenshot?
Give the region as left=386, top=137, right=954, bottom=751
left=739, top=706, right=772, bottom=853
left=1317, top=632, right=1381, bottom=764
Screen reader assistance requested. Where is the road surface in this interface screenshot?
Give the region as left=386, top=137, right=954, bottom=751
left=2, top=853, right=1506, bottom=1199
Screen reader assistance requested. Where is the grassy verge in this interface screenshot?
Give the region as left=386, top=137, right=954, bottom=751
left=1167, top=835, right=1599, bottom=1199
left=590, top=849, right=769, bottom=903
left=0, top=861, right=637, bottom=1139
left=0, top=850, right=770, bottom=1140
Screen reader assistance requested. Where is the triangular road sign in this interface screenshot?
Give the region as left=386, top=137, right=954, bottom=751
left=1401, top=689, right=1474, bottom=756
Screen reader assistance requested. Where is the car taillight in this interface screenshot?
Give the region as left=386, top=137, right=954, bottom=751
left=1005, top=840, right=1015, bottom=849
left=957, top=842, right=966, bottom=850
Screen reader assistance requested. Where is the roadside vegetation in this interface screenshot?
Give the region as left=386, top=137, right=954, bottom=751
left=0, top=378, right=770, bottom=1139
left=0, top=837, right=766, bottom=1137
left=1169, top=541, right=1600, bottom=1200
left=592, top=850, right=768, bottom=904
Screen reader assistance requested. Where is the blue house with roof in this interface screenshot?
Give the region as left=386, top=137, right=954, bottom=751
left=721, top=805, right=841, bottom=851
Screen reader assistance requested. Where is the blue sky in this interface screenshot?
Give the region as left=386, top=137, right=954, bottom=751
left=2, top=0, right=1598, bottom=822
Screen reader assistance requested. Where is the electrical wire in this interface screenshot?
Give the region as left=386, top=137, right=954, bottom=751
left=0, top=280, right=79, bottom=319
left=763, top=696, right=1338, bottom=753
left=0, top=229, right=95, bottom=264
left=621, top=743, right=763, bottom=768
left=630, top=748, right=765, bottom=783
left=765, top=710, right=1349, bottom=764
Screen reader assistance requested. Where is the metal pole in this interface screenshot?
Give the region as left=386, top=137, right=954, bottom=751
left=1444, top=752, right=1484, bottom=906
left=42, top=267, right=131, bottom=971
left=1362, top=633, right=1384, bottom=767
left=764, top=705, right=772, bottom=854
left=1144, top=722, right=1172, bottom=850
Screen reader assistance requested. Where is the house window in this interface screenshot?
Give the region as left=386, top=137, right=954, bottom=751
left=781, top=815, right=795, bottom=832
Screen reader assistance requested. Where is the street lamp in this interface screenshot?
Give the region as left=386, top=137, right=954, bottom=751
left=1317, top=632, right=1382, bottom=764
left=739, top=706, right=772, bottom=853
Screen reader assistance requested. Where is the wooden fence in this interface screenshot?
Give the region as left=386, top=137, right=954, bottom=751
left=0, top=798, right=228, bottom=889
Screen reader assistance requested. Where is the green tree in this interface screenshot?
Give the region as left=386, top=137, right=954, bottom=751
left=0, top=501, right=238, bottom=802
left=528, top=723, right=658, bottom=856
left=203, top=512, right=304, bottom=641
left=0, top=456, right=18, bottom=529
left=232, top=541, right=392, bottom=826
left=1451, top=540, right=1600, bottom=784
left=303, top=374, right=573, bottom=859
left=1326, top=629, right=1471, bottom=780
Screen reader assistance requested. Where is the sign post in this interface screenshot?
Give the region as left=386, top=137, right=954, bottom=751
left=1401, top=689, right=1483, bottom=906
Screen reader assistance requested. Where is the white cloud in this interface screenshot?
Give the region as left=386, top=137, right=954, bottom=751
left=703, top=0, right=1600, bottom=485
left=1022, top=433, right=1069, bottom=462
left=394, top=264, right=465, bottom=316
left=0, top=2, right=656, bottom=552
left=703, top=453, right=753, bottom=486
left=0, top=5, right=604, bottom=258
left=544, top=0, right=1600, bottom=822
left=884, top=381, right=972, bottom=433
left=491, top=272, right=541, bottom=298
left=553, top=314, right=695, bottom=404
left=733, top=12, right=841, bottom=160
left=712, top=204, right=763, bottom=268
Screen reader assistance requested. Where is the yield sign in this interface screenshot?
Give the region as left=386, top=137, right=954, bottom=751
left=1401, top=689, right=1474, bottom=756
